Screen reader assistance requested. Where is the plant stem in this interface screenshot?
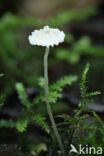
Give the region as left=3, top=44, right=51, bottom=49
left=44, top=46, right=65, bottom=154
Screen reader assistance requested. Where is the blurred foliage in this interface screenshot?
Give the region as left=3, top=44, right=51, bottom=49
left=0, top=13, right=44, bottom=94
left=55, top=36, right=104, bottom=64
left=0, top=119, right=16, bottom=128
left=28, top=143, right=47, bottom=155
left=48, top=7, right=97, bottom=27
left=0, top=6, right=103, bottom=95
left=0, top=74, right=5, bottom=107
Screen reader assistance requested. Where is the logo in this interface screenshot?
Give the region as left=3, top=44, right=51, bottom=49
left=69, top=144, right=102, bottom=155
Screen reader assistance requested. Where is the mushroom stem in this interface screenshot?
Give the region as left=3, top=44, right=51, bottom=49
left=44, top=46, right=65, bottom=153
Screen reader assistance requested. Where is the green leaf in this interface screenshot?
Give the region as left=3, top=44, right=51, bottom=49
left=56, top=114, right=77, bottom=124
left=38, top=77, right=45, bottom=88
left=28, top=143, right=47, bottom=153
left=0, top=120, right=16, bottom=128
left=76, top=63, right=101, bottom=118
left=50, top=75, right=78, bottom=92
left=16, top=117, right=28, bottom=133
left=80, top=63, right=90, bottom=98
left=0, top=94, right=5, bottom=107
left=36, top=75, right=78, bottom=104
left=15, top=83, right=30, bottom=108
left=50, top=75, right=78, bottom=103
left=86, top=91, right=101, bottom=97
left=33, top=114, right=50, bottom=134
left=0, top=73, right=4, bottom=77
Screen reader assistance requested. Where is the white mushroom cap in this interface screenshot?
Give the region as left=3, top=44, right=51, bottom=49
left=28, top=26, right=65, bottom=47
